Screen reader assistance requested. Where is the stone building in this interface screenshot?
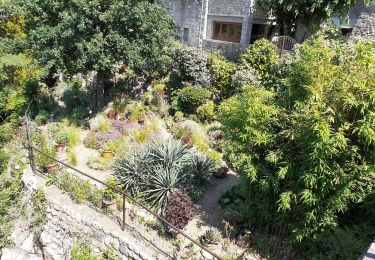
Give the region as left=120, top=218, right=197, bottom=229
left=351, top=2, right=375, bottom=42
left=156, top=0, right=275, bottom=56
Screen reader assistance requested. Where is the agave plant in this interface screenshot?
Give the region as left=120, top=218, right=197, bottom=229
left=147, top=164, right=184, bottom=213
left=113, top=150, right=148, bottom=197
left=146, top=138, right=190, bottom=169
left=189, top=153, right=216, bottom=185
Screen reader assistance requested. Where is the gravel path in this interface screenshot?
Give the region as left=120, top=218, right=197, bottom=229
left=185, top=171, right=240, bottom=239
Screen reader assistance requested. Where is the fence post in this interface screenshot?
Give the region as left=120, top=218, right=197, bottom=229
left=122, top=194, right=126, bottom=231
left=25, top=114, right=35, bottom=171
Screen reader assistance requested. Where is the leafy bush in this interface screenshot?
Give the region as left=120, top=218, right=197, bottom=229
left=30, top=189, right=47, bottom=235
left=208, top=53, right=236, bottom=100
left=165, top=189, right=197, bottom=229
left=35, top=146, right=56, bottom=168
left=35, top=110, right=49, bottom=125
left=171, top=46, right=210, bottom=89
left=55, top=130, right=69, bottom=145
left=219, top=38, right=375, bottom=243
left=241, top=39, right=278, bottom=78
left=71, top=107, right=89, bottom=120
left=0, top=123, right=16, bottom=144
left=231, top=65, right=260, bottom=91
left=196, top=101, right=215, bottom=122
left=71, top=241, right=95, bottom=260
left=57, top=172, right=102, bottom=207
left=178, top=86, right=212, bottom=114
left=0, top=149, right=9, bottom=174
left=187, top=185, right=204, bottom=203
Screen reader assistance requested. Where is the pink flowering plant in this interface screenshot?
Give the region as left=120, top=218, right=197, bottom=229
left=84, top=119, right=136, bottom=151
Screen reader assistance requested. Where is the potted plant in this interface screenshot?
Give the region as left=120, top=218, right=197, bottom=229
left=101, top=140, right=118, bottom=159
left=137, top=113, right=145, bottom=125
left=55, top=130, right=69, bottom=153
left=181, top=135, right=193, bottom=148
left=35, top=146, right=58, bottom=173
left=107, top=110, right=119, bottom=120
left=103, top=177, right=118, bottom=211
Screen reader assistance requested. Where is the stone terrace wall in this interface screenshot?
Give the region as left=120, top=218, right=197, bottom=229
left=40, top=184, right=165, bottom=260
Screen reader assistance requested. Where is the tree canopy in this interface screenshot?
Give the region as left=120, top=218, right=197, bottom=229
left=258, top=0, right=370, bottom=31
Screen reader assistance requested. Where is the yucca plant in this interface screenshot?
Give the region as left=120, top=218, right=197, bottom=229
left=113, top=151, right=148, bottom=197
left=146, top=164, right=184, bottom=213
left=146, top=138, right=190, bottom=169
left=189, top=153, right=216, bottom=185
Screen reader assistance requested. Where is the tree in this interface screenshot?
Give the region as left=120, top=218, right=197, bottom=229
left=219, top=36, right=375, bottom=243
left=258, top=0, right=369, bottom=33
left=16, top=0, right=177, bottom=108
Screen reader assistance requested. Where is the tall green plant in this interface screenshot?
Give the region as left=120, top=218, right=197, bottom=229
left=219, top=36, right=375, bottom=244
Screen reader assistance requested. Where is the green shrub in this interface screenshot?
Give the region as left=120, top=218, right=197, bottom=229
left=220, top=38, right=375, bottom=243
left=68, top=150, right=78, bottom=166
left=241, top=38, right=278, bottom=78
left=71, top=241, right=95, bottom=260
left=196, top=101, right=215, bottom=122
left=71, top=107, right=89, bottom=120
left=30, top=189, right=47, bottom=235
left=35, top=146, right=56, bottom=168
left=0, top=123, right=15, bottom=144
left=0, top=149, right=9, bottom=173
left=208, top=53, right=236, bottom=100
left=35, top=110, right=49, bottom=125
left=171, top=46, right=210, bottom=89
left=187, top=185, right=204, bottom=203
left=178, top=86, right=212, bottom=114
left=200, top=227, right=222, bottom=245
left=57, top=172, right=102, bottom=207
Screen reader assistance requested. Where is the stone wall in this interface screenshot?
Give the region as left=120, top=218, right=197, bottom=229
left=203, top=39, right=245, bottom=58
left=208, top=0, right=250, bottom=16
left=39, top=184, right=164, bottom=260
left=352, top=3, right=375, bottom=42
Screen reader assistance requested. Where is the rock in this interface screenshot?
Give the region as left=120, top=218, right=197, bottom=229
left=21, top=234, right=36, bottom=253
left=40, top=232, right=51, bottom=244
left=119, top=243, right=129, bottom=256
left=104, top=236, right=112, bottom=246
left=22, top=169, right=37, bottom=190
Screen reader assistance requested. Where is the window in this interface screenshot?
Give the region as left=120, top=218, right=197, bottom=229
left=250, top=23, right=267, bottom=44
left=212, top=22, right=242, bottom=43
left=183, top=28, right=189, bottom=43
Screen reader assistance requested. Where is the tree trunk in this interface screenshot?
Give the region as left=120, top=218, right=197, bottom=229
left=96, top=70, right=106, bottom=110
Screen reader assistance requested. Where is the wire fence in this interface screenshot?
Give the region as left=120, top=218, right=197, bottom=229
left=24, top=103, right=221, bottom=260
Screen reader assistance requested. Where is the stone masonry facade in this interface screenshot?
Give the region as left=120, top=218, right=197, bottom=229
left=352, top=2, right=375, bottom=42
left=157, top=0, right=274, bottom=57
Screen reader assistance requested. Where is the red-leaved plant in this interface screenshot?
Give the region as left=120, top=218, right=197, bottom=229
left=165, top=189, right=198, bottom=230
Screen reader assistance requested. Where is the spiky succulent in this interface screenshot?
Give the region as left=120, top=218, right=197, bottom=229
left=113, top=150, right=148, bottom=197
left=189, top=153, right=216, bottom=185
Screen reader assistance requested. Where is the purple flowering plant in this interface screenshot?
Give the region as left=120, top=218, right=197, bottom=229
left=84, top=119, right=137, bottom=150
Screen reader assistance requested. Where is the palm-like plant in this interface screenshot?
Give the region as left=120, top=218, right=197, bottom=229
left=113, top=151, right=148, bottom=197
left=147, top=164, right=184, bottom=213
left=189, top=153, right=216, bottom=185
left=146, top=138, right=190, bottom=169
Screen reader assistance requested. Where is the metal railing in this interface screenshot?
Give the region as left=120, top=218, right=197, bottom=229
left=24, top=103, right=221, bottom=260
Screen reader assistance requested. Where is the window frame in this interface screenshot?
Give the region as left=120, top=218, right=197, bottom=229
left=212, top=21, right=242, bottom=43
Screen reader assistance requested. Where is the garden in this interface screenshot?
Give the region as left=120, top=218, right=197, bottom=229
left=0, top=0, right=374, bottom=259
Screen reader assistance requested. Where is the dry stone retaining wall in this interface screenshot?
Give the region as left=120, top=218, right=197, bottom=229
left=40, top=184, right=164, bottom=260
